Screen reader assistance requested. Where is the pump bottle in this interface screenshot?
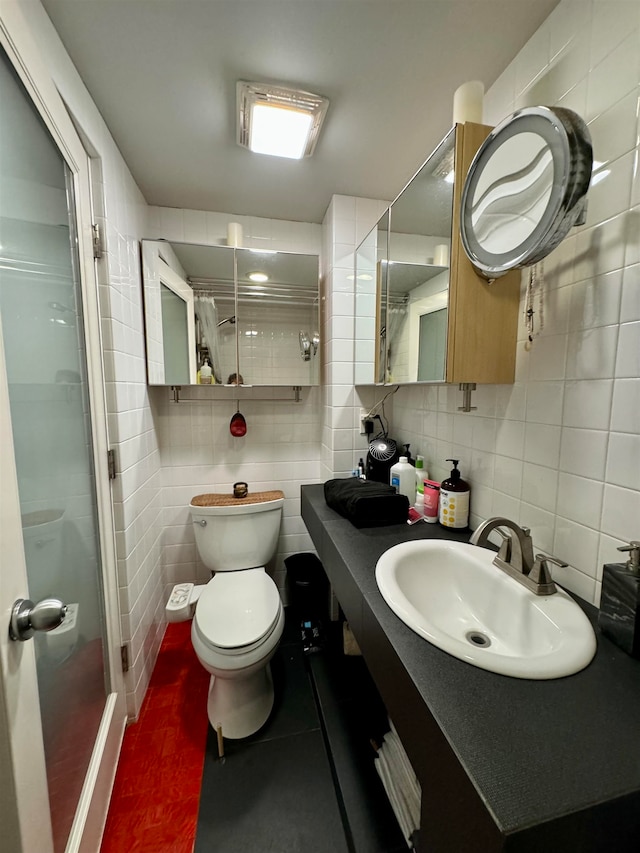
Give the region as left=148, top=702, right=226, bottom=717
left=438, top=459, right=470, bottom=529
left=414, top=455, right=427, bottom=512
left=598, top=541, right=640, bottom=657
left=199, top=358, right=213, bottom=385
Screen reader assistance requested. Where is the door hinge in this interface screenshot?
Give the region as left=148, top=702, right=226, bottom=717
left=107, top=448, right=117, bottom=480
left=121, top=643, right=130, bottom=673
left=92, top=222, right=103, bottom=259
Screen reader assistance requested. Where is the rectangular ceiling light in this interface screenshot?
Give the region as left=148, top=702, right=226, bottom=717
left=237, top=81, right=329, bottom=160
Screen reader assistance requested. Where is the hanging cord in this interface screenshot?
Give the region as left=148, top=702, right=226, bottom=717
left=366, top=385, right=399, bottom=437
left=365, top=385, right=399, bottom=420
left=524, top=261, right=545, bottom=351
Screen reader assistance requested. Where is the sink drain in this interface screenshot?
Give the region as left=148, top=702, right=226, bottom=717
left=465, top=630, right=491, bottom=648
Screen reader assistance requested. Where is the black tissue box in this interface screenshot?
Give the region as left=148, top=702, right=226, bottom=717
left=324, top=478, right=409, bottom=528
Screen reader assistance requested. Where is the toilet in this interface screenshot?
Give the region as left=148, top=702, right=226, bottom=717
left=188, top=489, right=285, bottom=739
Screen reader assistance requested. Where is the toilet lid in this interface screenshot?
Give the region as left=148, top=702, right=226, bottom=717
left=195, top=570, right=281, bottom=649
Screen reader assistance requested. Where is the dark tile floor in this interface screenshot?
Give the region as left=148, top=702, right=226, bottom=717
left=102, top=612, right=406, bottom=852
left=196, top=615, right=406, bottom=853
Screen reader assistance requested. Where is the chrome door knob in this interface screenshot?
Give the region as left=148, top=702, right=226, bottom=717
left=9, top=597, right=68, bottom=642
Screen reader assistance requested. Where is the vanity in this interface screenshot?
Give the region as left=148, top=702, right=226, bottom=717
left=301, top=484, right=640, bottom=852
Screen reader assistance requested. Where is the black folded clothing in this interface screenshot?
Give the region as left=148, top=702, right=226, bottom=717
left=324, top=478, right=410, bottom=528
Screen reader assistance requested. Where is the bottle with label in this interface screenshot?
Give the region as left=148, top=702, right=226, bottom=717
left=438, top=459, right=470, bottom=529
left=389, top=456, right=416, bottom=504
left=424, top=480, right=440, bottom=524
left=414, top=455, right=427, bottom=513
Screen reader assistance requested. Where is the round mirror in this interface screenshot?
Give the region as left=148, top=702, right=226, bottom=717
left=460, top=106, right=592, bottom=280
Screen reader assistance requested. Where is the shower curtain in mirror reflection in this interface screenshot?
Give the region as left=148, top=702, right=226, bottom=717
left=383, top=300, right=408, bottom=382
left=194, top=294, right=223, bottom=384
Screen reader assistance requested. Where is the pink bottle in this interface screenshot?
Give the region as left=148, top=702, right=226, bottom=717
left=423, top=480, right=440, bottom=524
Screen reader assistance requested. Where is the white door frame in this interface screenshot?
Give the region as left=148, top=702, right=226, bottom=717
left=0, top=2, right=126, bottom=851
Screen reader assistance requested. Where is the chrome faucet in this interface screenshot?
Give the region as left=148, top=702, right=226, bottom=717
left=469, top=517, right=566, bottom=596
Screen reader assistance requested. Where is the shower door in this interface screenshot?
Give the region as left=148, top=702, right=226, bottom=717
left=0, top=12, right=124, bottom=853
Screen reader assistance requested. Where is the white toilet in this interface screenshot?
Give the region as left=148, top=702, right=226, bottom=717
left=188, top=489, right=285, bottom=739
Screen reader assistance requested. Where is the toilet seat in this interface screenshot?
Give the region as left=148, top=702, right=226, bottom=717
left=193, top=569, right=281, bottom=655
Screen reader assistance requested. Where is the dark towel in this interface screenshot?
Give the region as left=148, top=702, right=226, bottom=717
left=324, top=478, right=410, bottom=528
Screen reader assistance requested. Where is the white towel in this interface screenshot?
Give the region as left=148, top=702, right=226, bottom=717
left=375, top=750, right=414, bottom=846
left=374, top=722, right=422, bottom=847
left=383, top=728, right=421, bottom=828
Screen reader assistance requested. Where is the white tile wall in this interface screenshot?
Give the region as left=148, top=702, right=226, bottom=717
left=389, top=0, right=640, bottom=605
left=321, top=196, right=391, bottom=478
left=146, top=208, right=323, bottom=602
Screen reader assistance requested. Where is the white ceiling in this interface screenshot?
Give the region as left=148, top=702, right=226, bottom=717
left=41, top=0, right=559, bottom=224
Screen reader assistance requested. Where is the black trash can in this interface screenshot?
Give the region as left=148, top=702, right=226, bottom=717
left=285, top=552, right=329, bottom=652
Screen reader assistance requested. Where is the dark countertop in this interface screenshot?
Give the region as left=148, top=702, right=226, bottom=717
left=301, top=484, right=640, bottom=845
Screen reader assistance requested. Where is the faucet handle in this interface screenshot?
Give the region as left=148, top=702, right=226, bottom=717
left=493, top=528, right=512, bottom=563
left=530, top=553, right=566, bottom=593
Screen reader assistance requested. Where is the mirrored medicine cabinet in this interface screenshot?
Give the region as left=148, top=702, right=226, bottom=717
left=141, top=240, right=320, bottom=387
left=355, top=122, right=521, bottom=387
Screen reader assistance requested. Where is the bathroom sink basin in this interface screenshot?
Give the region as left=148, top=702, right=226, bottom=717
left=375, top=540, right=596, bottom=679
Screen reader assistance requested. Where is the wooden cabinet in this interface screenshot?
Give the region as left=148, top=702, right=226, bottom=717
left=354, top=123, right=520, bottom=387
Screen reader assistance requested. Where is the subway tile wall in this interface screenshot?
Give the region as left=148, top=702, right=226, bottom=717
left=390, top=0, right=640, bottom=606
left=321, top=196, right=390, bottom=481
left=145, top=207, right=323, bottom=599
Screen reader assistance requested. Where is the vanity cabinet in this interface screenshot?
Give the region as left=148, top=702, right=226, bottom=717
left=141, top=240, right=320, bottom=386
left=355, top=122, right=520, bottom=386
left=301, top=484, right=640, bottom=853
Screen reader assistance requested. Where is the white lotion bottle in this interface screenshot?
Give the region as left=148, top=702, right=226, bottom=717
left=390, top=456, right=416, bottom=504
left=200, top=358, right=213, bottom=385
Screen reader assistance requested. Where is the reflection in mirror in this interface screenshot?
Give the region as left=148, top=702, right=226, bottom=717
left=461, top=106, right=592, bottom=279
left=384, top=128, right=455, bottom=384
left=471, top=132, right=552, bottom=253
left=141, top=240, right=320, bottom=386
left=160, top=284, right=191, bottom=384
left=172, top=243, right=235, bottom=384
left=354, top=211, right=387, bottom=384
left=141, top=241, right=197, bottom=384
left=375, top=212, right=390, bottom=384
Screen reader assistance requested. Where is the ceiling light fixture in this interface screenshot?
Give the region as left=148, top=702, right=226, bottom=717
left=248, top=271, right=269, bottom=282
left=237, top=81, right=329, bottom=160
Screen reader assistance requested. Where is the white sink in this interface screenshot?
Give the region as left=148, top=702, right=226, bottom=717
left=375, top=540, right=596, bottom=679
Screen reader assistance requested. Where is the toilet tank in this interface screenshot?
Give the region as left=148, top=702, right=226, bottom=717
left=190, top=491, right=284, bottom=572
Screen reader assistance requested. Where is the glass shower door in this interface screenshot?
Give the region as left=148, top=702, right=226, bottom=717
left=0, top=46, right=110, bottom=852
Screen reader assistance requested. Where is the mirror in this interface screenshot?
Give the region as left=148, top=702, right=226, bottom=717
left=460, top=106, right=592, bottom=279
left=141, top=241, right=320, bottom=386
left=356, top=129, right=455, bottom=385
left=354, top=211, right=387, bottom=384
left=141, top=240, right=197, bottom=385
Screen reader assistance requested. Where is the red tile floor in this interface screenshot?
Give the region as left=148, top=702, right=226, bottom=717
left=100, top=621, right=210, bottom=853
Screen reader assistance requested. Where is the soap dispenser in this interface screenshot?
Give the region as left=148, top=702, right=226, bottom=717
left=199, top=358, right=213, bottom=385
left=438, top=459, right=470, bottom=529
left=598, top=540, right=640, bottom=658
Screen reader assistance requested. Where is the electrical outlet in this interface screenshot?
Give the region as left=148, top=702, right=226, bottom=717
left=359, top=408, right=369, bottom=435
